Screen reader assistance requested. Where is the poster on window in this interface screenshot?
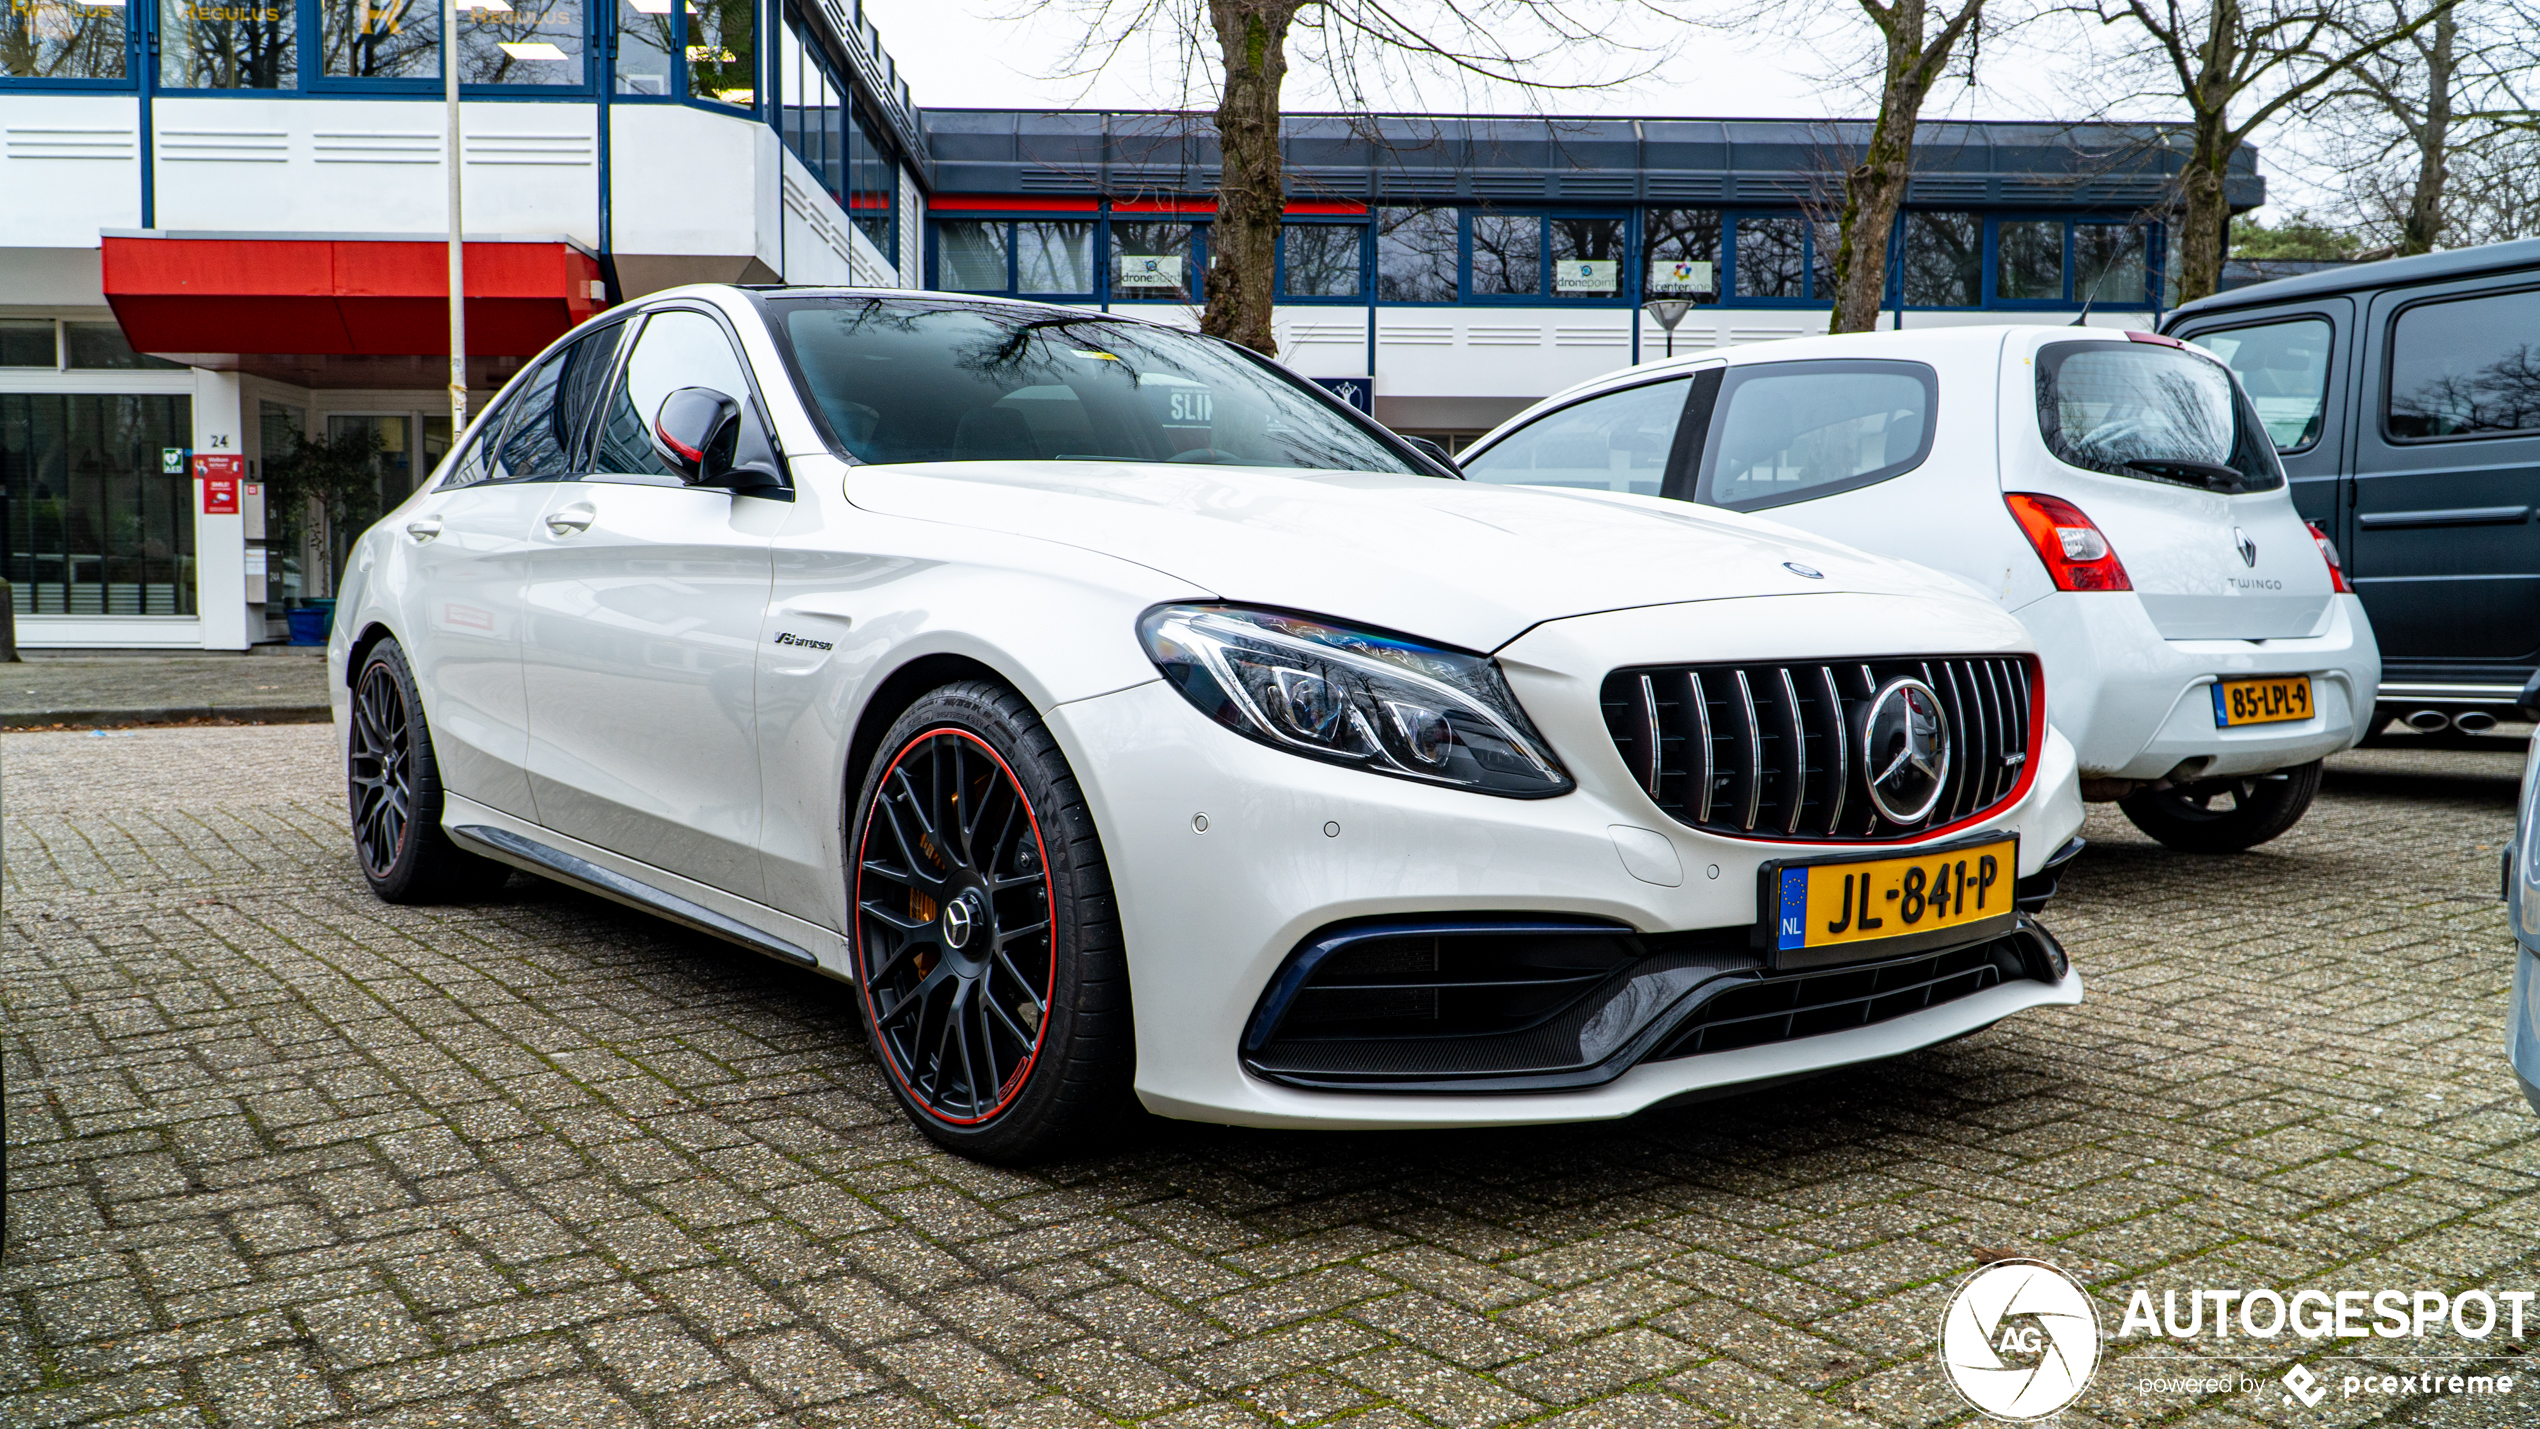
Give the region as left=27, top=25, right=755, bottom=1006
left=195, top=453, right=243, bottom=515
left=1556, top=260, right=1619, bottom=293
left=1118, top=256, right=1185, bottom=289
left=1650, top=260, right=1715, bottom=295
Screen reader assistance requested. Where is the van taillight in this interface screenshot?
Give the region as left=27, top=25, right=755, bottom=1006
left=2307, top=520, right=2353, bottom=593
left=2004, top=493, right=2132, bottom=592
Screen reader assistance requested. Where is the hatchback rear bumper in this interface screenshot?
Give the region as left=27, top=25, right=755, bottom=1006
left=2017, top=590, right=2380, bottom=780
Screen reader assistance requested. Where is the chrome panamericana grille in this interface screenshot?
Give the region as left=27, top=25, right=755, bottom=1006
left=1599, top=656, right=2036, bottom=841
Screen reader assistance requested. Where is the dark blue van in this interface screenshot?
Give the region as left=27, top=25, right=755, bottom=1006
left=2165, top=238, right=2540, bottom=733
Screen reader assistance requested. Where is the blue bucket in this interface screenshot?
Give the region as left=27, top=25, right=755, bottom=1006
left=286, top=601, right=334, bottom=645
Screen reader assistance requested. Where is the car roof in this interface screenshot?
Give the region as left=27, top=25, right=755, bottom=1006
left=2167, top=236, right=2540, bottom=321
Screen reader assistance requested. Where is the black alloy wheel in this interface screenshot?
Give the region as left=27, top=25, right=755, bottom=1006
left=2117, top=759, right=2324, bottom=854
left=850, top=681, right=1132, bottom=1161
left=347, top=638, right=510, bottom=903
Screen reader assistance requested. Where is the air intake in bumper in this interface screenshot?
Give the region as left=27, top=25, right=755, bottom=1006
left=1240, top=915, right=2068, bottom=1094
left=1600, top=656, right=2039, bottom=841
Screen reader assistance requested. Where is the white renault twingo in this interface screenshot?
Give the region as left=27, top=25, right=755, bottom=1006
left=333, top=288, right=2087, bottom=1161
left=1461, top=325, right=2382, bottom=853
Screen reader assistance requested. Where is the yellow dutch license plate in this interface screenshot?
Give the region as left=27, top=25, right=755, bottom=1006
left=2211, top=674, right=2315, bottom=727
left=1764, top=837, right=2019, bottom=968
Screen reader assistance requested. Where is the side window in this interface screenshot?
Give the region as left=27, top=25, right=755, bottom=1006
left=2189, top=318, right=2333, bottom=452
left=438, top=420, right=498, bottom=490
left=488, top=327, right=619, bottom=482
left=1698, top=360, right=1936, bottom=511
left=592, top=310, right=755, bottom=478
left=1460, top=378, right=1692, bottom=497
left=2386, top=288, right=2540, bottom=441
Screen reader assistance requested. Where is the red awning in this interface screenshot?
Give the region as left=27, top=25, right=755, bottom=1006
left=102, top=234, right=606, bottom=358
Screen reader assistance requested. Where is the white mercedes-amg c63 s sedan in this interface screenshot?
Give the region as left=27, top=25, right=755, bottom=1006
left=331, top=287, right=2088, bottom=1160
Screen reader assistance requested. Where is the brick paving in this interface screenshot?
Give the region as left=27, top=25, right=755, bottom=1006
left=1, top=654, right=331, bottom=729
left=3, top=724, right=2536, bottom=1428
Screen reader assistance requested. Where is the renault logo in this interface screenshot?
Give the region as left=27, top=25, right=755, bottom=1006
left=2234, top=527, right=2257, bottom=567
left=1864, top=678, right=1951, bottom=824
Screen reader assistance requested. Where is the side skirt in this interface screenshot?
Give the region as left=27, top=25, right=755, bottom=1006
left=450, top=823, right=823, bottom=971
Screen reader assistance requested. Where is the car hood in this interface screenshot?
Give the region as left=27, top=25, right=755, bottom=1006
left=844, top=461, right=1978, bottom=651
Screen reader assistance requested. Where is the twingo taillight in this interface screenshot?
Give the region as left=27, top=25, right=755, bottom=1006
left=2005, top=492, right=2133, bottom=592
left=2306, top=520, right=2353, bottom=593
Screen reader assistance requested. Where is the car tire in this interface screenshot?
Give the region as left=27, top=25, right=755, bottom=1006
left=848, top=680, right=1135, bottom=1163
left=2117, top=760, right=2324, bottom=854
left=347, top=638, right=512, bottom=903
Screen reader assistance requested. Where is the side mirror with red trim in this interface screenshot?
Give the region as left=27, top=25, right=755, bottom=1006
left=651, top=386, right=789, bottom=494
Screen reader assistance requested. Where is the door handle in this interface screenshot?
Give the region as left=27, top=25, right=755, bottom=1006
left=544, top=503, right=596, bottom=536
left=404, top=518, right=442, bottom=543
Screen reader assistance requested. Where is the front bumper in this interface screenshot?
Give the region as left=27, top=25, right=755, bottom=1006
left=1048, top=594, right=2087, bottom=1130
left=2513, top=948, right=2540, bottom=1117
left=2016, top=590, right=2381, bottom=781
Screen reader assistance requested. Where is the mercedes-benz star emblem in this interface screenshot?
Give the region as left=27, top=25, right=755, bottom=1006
left=1863, top=678, right=1951, bottom=824
left=941, top=893, right=977, bottom=951
left=2233, top=526, right=2257, bottom=567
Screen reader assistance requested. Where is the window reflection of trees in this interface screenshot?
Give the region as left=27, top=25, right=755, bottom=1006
left=1735, top=216, right=1806, bottom=299
left=774, top=298, right=1420, bottom=473
left=2392, top=345, right=2540, bottom=439
left=1902, top=212, right=1981, bottom=307
left=458, top=0, right=583, bottom=83
left=161, top=0, right=295, bottom=88
left=3, top=0, right=126, bottom=79
left=1469, top=213, right=1540, bottom=297
left=1375, top=208, right=1457, bottom=302
left=322, top=0, right=438, bottom=78
left=2389, top=295, right=2540, bottom=440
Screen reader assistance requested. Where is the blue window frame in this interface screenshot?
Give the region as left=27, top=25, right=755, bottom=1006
left=4, top=0, right=607, bottom=92
left=1275, top=221, right=1362, bottom=302
left=1987, top=216, right=2157, bottom=309
left=1723, top=212, right=1838, bottom=306
left=1114, top=219, right=1207, bottom=303
left=616, top=0, right=749, bottom=109
left=927, top=214, right=1100, bottom=299
left=777, top=6, right=898, bottom=262
left=4, top=0, right=137, bottom=87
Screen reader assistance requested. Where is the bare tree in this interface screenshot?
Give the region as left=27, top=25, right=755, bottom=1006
left=1821, top=0, right=1990, bottom=332
left=2301, top=0, right=2540, bottom=254
left=1041, top=0, right=1670, bottom=354
left=2082, top=0, right=2454, bottom=303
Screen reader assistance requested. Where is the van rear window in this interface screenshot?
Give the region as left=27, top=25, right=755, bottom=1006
left=2035, top=341, right=2282, bottom=494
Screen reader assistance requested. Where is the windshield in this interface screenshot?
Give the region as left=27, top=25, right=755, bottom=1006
left=764, top=297, right=1428, bottom=474
left=2035, top=340, right=2282, bottom=494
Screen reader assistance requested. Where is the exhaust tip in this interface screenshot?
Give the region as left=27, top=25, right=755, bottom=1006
left=2406, top=709, right=2452, bottom=732
left=2454, top=710, right=2499, bottom=734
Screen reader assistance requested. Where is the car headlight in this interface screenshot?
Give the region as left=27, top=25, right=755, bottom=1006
left=1137, top=604, right=1573, bottom=798
left=2520, top=758, right=2540, bottom=940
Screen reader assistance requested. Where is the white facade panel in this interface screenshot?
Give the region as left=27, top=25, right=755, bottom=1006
left=610, top=104, right=769, bottom=264
left=0, top=94, right=143, bottom=249
left=149, top=98, right=596, bottom=242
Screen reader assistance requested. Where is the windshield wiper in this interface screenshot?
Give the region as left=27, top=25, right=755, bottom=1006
left=2124, top=457, right=2247, bottom=493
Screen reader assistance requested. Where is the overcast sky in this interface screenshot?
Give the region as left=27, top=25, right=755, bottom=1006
left=857, top=0, right=2334, bottom=213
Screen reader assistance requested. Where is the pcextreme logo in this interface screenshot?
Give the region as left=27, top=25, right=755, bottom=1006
left=1938, top=1259, right=2102, bottom=1421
